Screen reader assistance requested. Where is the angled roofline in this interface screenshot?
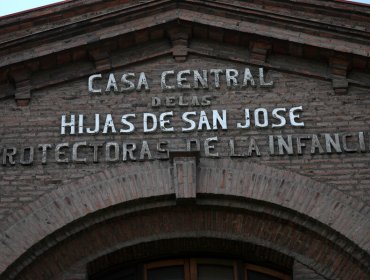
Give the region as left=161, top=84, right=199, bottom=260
left=0, top=0, right=370, bottom=26
left=1, top=0, right=369, bottom=63
left=0, top=0, right=369, bottom=105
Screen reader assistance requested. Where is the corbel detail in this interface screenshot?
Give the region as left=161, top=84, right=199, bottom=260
left=9, top=68, right=31, bottom=106
left=170, top=151, right=198, bottom=202
left=88, top=49, right=111, bottom=71
left=249, top=41, right=271, bottom=64
left=167, top=26, right=191, bottom=62
left=330, top=55, right=350, bottom=95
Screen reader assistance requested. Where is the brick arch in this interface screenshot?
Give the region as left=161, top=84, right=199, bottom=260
left=6, top=205, right=370, bottom=280
left=0, top=158, right=369, bottom=279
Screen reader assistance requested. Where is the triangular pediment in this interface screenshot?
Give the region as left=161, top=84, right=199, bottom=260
left=0, top=0, right=369, bottom=104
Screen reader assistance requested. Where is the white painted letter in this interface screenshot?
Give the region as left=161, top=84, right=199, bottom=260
left=61, top=114, right=76, bottom=135
left=144, top=113, right=157, bottom=132
left=160, top=112, right=174, bottom=132
left=289, top=106, right=305, bottom=127
left=161, top=70, right=175, bottom=90
left=103, top=114, right=117, bottom=134
left=212, top=110, right=227, bottom=130
left=254, top=108, right=268, bottom=128
left=272, top=108, right=287, bottom=128
left=182, top=112, right=197, bottom=132
left=88, top=74, right=102, bottom=93
left=136, top=72, right=149, bottom=92
left=120, top=114, right=136, bottom=133
left=106, top=73, right=118, bottom=92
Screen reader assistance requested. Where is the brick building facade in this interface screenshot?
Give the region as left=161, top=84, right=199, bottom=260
left=0, top=0, right=369, bottom=279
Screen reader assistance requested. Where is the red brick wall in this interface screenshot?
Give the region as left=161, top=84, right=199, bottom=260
left=0, top=1, right=370, bottom=279
left=1, top=52, right=369, bottom=223
left=1, top=51, right=370, bottom=279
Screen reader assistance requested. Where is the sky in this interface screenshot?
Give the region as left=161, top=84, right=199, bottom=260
left=0, top=0, right=65, bottom=17
left=0, top=0, right=370, bottom=17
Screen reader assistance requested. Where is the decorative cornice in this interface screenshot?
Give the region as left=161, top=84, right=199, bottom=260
left=330, top=55, right=350, bottom=95
left=167, top=25, right=191, bottom=62
left=249, top=40, right=272, bottom=64
left=0, top=0, right=369, bottom=105
left=9, top=68, right=31, bottom=106
left=88, top=49, right=111, bottom=71
left=1, top=1, right=370, bottom=67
